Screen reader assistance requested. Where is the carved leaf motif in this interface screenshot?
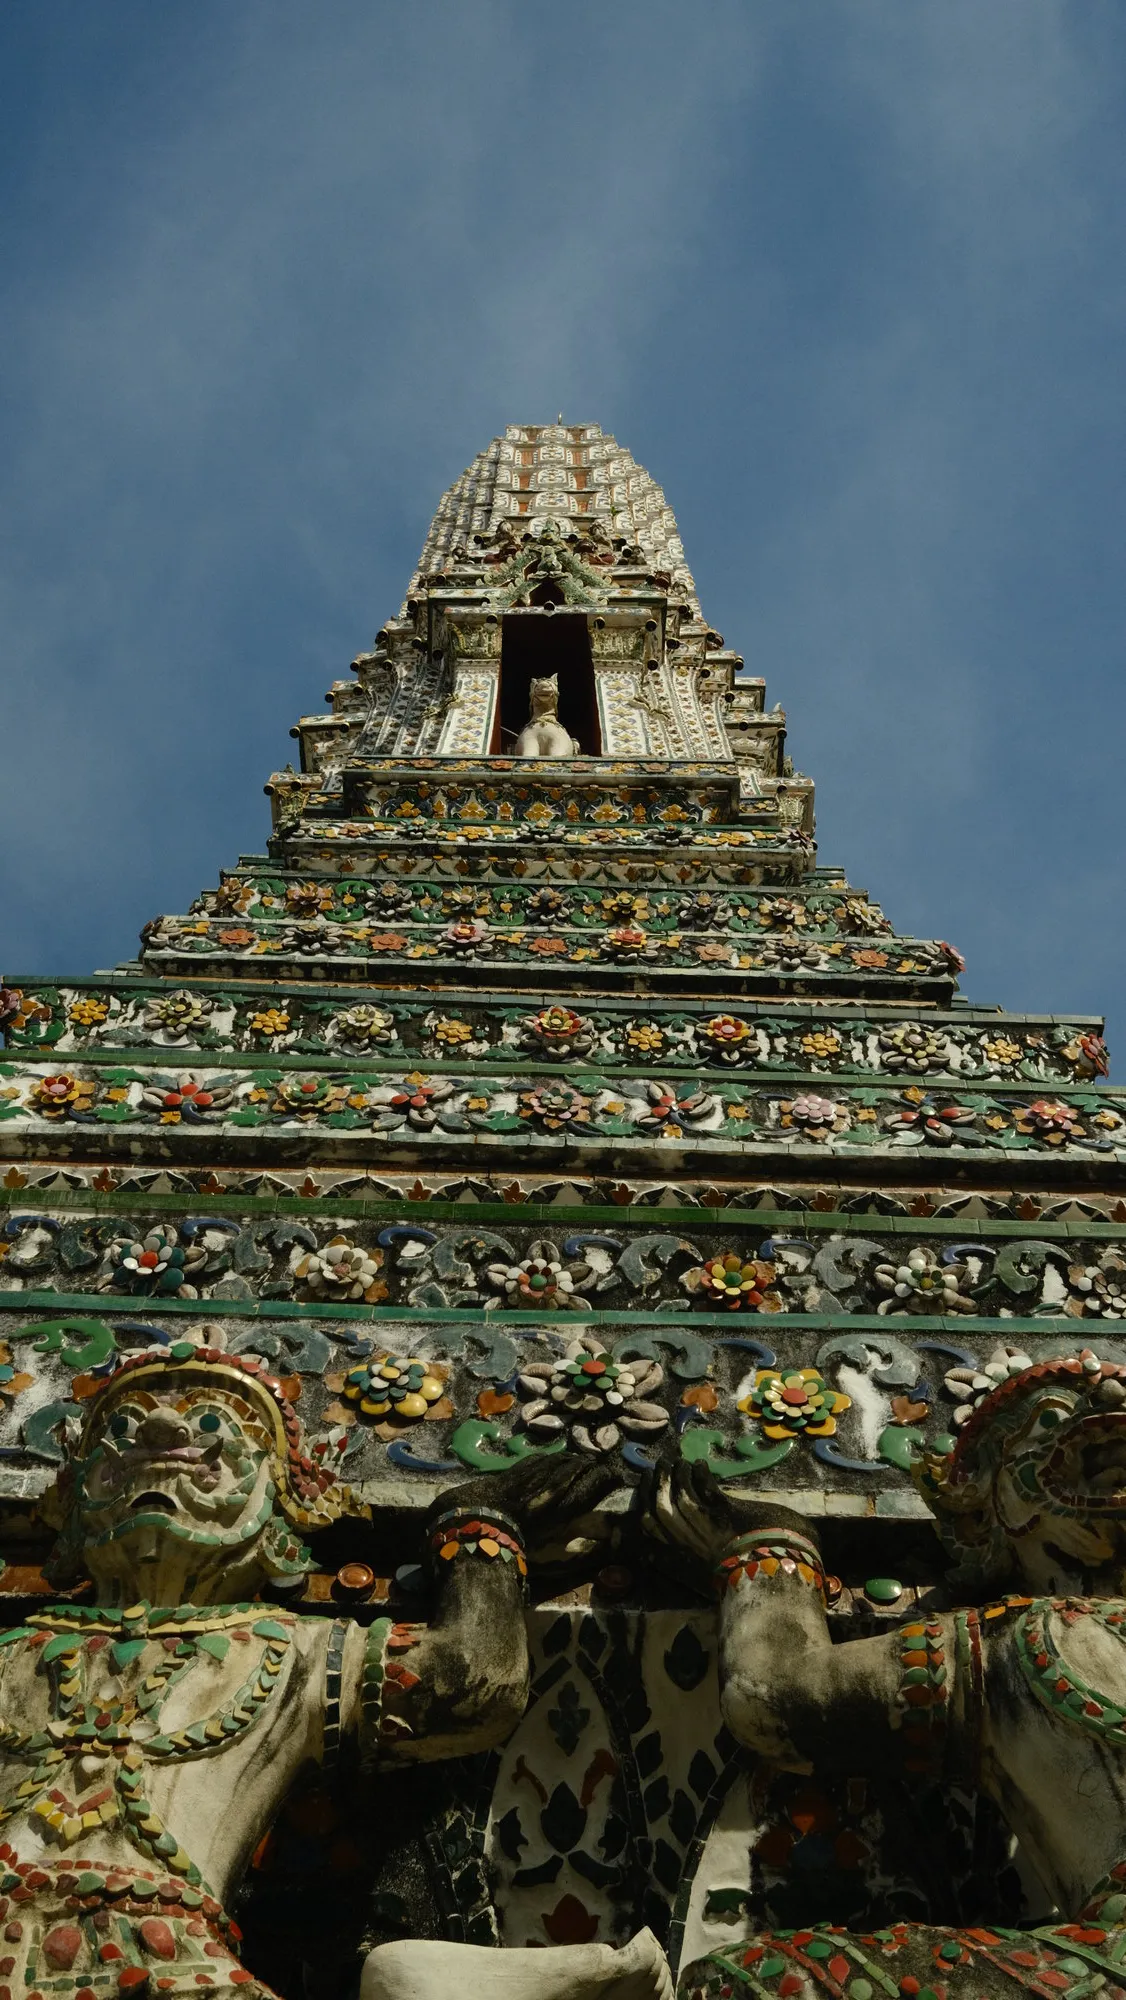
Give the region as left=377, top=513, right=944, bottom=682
left=512, top=1857, right=563, bottom=1889
left=664, top=1624, right=710, bottom=1691
left=477, top=1388, right=515, bottom=1417
left=652, top=1838, right=683, bottom=1892
left=635, top=1731, right=662, bottom=1777
left=569, top=1850, right=622, bottom=1889
left=579, top=1748, right=617, bottom=1808
left=540, top=1783, right=588, bottom=1854
left=669, top=1787, right=697, bottom=1847
left=643, top=1776, right=670, bottom=1821
left=688, top=1749, right=717, bottom=1798
left=681, top=1382, right=719, bottom=1412
left=495, top=1807, right=526, bottom=1861
left=541, top=1894, right=599, bottom=1945
left=546, top=1683, right=591, bottom=1756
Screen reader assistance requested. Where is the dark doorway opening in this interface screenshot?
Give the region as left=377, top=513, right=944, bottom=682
left=494, top=612, right=601, bottom=754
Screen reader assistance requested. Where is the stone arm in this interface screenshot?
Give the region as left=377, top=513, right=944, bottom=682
left=716, top=1529, right=904, bottom=1774
left=646, top=1463, right=922, bottom=1777
left=344, top=1455, right=615, bottom=1768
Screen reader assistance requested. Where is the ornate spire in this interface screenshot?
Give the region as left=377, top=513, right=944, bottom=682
left=411, top=422, right=700, bottom=615
left=279, top=424, right=774, bottom=796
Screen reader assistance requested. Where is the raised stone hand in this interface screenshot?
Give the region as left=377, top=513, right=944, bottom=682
left=643, top=1458, right=813, bottom=1588
left=427, top=1451, right=617, bottom=1582
left=363, top=1454, right=619, bottom=1765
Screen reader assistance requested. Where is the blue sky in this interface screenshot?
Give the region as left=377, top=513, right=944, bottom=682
left=2, top=5, right=1124, bottom=1045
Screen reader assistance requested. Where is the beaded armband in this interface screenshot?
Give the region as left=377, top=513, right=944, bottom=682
left=429, top=1508, right=528, bottom=1580
left=895, top=1616, right=950, bottom=1782
left=895, top=1608, right=984, bottom=1789
left=714, top=1528, right=826, bottom=1598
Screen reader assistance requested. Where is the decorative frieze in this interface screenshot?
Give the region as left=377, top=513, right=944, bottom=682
left=0, top=1056, right=1122, bottom=1166
left=5, top=1201, right=1126, bottom=1326
left=6, top=984, right=1106, bottom=1084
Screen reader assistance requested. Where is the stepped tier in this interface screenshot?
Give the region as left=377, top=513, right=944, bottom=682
left=2, top=423, right=1120, bottom=1531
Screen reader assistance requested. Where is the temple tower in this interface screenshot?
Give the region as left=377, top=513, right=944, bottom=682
left=2, top=424, right=1125, bottom=1972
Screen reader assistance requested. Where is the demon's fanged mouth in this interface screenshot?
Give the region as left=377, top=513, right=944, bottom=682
left=129, top=1491, right=177, bottom=1514
left=101, top=1440, right=226, bottom=1496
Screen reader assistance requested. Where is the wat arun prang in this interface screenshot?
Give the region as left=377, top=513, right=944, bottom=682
left=2, top=423, right=1126, bottom=2000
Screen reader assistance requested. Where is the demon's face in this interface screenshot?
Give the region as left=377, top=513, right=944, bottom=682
left=928, top=1354, right=1126, bottom=1591
left=50, top=1358, right=315, bottom=1606
left=82, top=1380, right=273, bottom=1538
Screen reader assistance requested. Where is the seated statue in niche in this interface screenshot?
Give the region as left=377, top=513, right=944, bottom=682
left=0, top=1341, right=668, bottom=2000
left=647, top=1350, right=1126, bottom=1998
left=513, top=676, right=580, bottom=758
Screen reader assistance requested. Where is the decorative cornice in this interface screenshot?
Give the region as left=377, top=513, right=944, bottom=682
left=0, top=984, right=1108, bottom=1084
left=0, top=1057, right=1122, bottom=1168
left=4, top=1202, right=1126, bottom=1322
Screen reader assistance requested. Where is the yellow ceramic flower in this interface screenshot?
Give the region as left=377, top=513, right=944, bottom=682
left=435, top=1017, right=474, bottom=1046
left=801, top=1030, right=841, bottom=1059
left=68, top=997, right=109, bottom=1029
left=249, top=1008, right=290, bottom=1037
left=984, top=1037, right=1023, bottom=1065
